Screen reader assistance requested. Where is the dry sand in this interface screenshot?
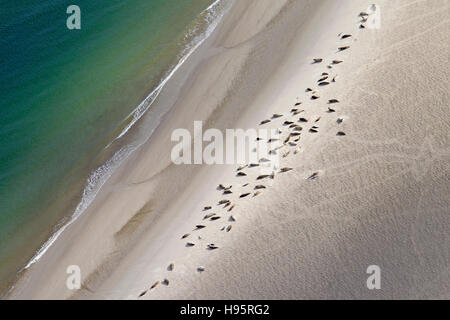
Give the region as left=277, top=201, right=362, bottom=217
left=6, top=0, right=449, bottom=299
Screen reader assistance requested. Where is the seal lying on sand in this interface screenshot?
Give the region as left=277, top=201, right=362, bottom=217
left=203, top=213, right=215, bottom=220
left=308, top=172, right=319, bottom=180
left=150, top=281, right=159, bottom=289
left=138, top=290, right=147, bottom=297
left=207, top=243, right=219, bottom=250
left=338, top=46, right=350, bottom=51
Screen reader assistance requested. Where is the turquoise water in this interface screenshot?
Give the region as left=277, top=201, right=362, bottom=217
left=0, top=0, right=218, bottom=289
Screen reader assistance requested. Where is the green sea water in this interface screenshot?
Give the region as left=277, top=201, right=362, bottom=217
left=0, top=0, right=220, bottom=290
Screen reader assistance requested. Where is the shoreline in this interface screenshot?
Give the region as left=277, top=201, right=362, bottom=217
left=1, top=0, right=232, bottom=296
left=6, top=0, right=449, bottom=299
left=22, top=0, right=231, bottom=272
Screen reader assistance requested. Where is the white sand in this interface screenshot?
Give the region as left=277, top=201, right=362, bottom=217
left=7, top=0, right=449, bottom=299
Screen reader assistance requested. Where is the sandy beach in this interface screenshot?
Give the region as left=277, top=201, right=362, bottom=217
left=6, top=0, right=449, bottom=299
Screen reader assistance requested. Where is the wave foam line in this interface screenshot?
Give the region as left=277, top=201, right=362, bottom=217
left=24, top=145, right=134, bottom=269
left=115, top=0, right=227, bottom=141
left=23, top=0, right=233, bottom=270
